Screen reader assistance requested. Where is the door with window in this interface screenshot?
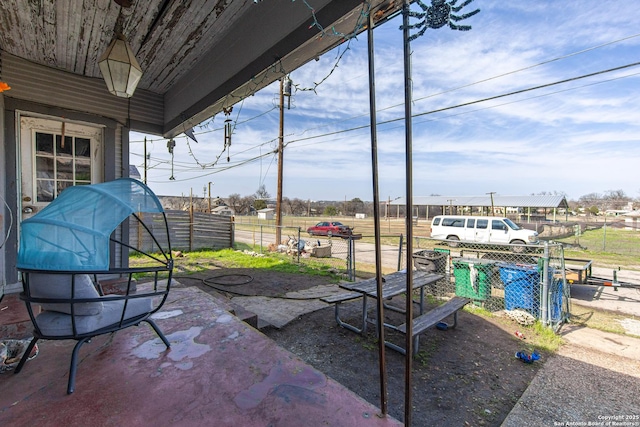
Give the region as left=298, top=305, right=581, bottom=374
left=475, top=219, right=490, bottom=243
left=489, top=219, right=509, bottom=244
left=20, top=116, right=103, bottom=220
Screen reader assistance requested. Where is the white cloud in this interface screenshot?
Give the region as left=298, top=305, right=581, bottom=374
left=132, top=0, right=640, bottom=202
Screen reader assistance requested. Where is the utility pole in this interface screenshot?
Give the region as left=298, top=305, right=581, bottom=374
left=275, top=76, right=292, bottom=245
left=487, top=192, right=496, bottom=216
left=447, top=199, right=456, bottom=215
left=208, top=182, right=213, bottom=214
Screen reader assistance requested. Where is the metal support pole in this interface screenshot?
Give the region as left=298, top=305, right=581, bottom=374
left=367, top=12, right=388, bottom=415
left=402, top=2, right=415, bottom=424
left=143, top=137, right=147, bottom=184
left=275, top=78, right=285, bottom=246
left=541, top=242, right=550, bottom=326
left=397, top=234, right=404, bottom=272
left=297, top=227, right=301, bottom=264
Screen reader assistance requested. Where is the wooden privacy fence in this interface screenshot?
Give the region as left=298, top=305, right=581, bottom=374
left=130, top=210, right=234, bottom=253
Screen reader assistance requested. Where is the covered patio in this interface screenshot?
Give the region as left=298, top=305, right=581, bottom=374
left=0, top=284, right=402, bottom=426
left=1, top=1, right=456, bottom=424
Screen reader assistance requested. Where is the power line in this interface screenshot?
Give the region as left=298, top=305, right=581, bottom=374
left=143, top=65, right=640, bottom=183
left=283, top=62, right=640, bottom=148
left=273, top=32, right=640, bottom=141
left=134, top=34, right=640, bottom=182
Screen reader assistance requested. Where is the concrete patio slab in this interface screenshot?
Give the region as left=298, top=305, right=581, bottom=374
left=231, top=283, right=344, bottom=329
left=0, top=285, right=401, bottom=427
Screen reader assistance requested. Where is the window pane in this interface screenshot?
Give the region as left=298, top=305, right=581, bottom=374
left=477, top=220, right=488, bottom=229
left=36, top=156, right=54, bottom=176
left=75, top=138, right=91, bottom=158
left=57, top=157, right=73, bottom=179
left=56, top=135, right=73, bottom=156
left=37, top=180, right=54, bottom=202
left=57, top=180, right=73, bottom=196
left=34, top=131, right=93, bottom=202
left=75, top=158, right=91, bottom=181
left=35, top=132, right=54, bottom=155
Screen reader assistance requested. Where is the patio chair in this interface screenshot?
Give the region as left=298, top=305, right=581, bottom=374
left=14, top=178, right=173, bottom=394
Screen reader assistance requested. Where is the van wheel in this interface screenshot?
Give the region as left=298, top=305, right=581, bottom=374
left=446, top=236, right=460, bottom=248
left=510, top=240, right=526, bottom=253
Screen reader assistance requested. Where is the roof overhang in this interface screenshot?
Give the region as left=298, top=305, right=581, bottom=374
left=0, top=0, right=402, bottom=138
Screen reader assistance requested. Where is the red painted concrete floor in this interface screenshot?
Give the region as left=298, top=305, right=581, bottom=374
left=1, top=286, right=401, bottom=427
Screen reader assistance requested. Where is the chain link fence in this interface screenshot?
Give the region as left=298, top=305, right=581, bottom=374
left=555, top=221, right=640, bottom=257
left=411, top=238, right=569, bottom=331
left=243, top=225, right=358, bottom=280
left=237, top=225, right=569, bottom=330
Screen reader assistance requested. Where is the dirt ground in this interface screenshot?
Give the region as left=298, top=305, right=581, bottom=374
left=175, top=267, right=543, bottom=427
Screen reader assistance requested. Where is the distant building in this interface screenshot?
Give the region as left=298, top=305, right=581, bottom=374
left=624, top=211, right=640, bottom=230
left=257, top=208, right=275, bottom=220
left=212, top=206, right=234, bottom=216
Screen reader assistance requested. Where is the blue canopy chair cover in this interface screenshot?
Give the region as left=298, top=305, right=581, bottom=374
left=14, top=178, right=173, bottom=393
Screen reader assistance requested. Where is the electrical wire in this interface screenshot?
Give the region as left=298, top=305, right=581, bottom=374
left=282, top=62, right=640, bottom=148
left=131, top=34, right=640, bottom=182
left=139, top=64, right=639, bottom=184
left=257, top=33, right=640, bottom=142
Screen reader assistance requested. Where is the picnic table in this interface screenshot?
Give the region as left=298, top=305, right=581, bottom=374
left=321, top=270, right=470, bottom=355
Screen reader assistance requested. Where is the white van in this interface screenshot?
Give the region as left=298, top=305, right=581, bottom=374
left=430, top=215, right=539, bottom=248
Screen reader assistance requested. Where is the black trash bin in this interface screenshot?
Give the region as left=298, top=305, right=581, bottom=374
left=412, top=250, right=447, bottom=274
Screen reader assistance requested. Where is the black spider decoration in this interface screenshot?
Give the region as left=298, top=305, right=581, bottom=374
left=403, top=0, right=480, bottom=41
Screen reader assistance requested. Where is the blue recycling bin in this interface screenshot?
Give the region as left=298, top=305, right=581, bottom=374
left=498, top=263, right=540, bottom=316
left=549, top=279, right=564, bottom=322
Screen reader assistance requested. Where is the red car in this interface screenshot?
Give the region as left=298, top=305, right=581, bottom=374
left=307, top=221, right=352, bottom=237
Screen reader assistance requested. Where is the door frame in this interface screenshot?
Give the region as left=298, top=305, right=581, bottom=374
left=17, top=112, right=105, bottom=225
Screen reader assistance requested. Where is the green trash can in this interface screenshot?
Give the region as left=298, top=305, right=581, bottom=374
left=453, top=258, right=494, bottom=300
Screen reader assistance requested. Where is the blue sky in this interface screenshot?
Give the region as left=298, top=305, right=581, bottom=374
left=130, top=0, right=640, bottom=203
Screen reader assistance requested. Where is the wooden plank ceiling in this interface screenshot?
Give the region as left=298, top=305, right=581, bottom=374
left=0, top=0, right=401, bottom=137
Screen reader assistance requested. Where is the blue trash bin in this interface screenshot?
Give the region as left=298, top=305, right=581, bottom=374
left=549, top=278, right=564, bottom=322
left=498, top=263, right=540, bottom=316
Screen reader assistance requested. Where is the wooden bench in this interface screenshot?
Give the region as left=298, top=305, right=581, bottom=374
left=388, top=296, right=471, bottom=356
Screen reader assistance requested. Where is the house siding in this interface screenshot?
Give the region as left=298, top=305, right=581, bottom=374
left=1, top=59, right=149, bottom=286
left=2, top=53, right=164, bottom=135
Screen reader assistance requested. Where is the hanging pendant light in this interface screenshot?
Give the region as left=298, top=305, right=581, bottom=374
left=98, top=32, right=143, bottom=98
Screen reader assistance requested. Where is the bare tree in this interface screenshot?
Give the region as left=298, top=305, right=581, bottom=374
left=227, top=193, right=243, bottom=214
left=603, top=189, right=630, bottom=210
left=255, top=184, right=270, bottom=200
left=578, top=192, right=601, bottom=207
left=283, top=197, right=293, bottom=215
left=239, top=195, right=255, bottom=215
left=291, top=198, right=306, bottom=215
left=162, top=195, right=189, bottom=211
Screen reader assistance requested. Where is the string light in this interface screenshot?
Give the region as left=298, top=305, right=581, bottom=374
left=155, top=0, right=372, bottom=180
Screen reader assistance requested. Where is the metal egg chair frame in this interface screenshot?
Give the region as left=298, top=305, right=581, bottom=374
left=14, top=178, right=173, bottom=394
